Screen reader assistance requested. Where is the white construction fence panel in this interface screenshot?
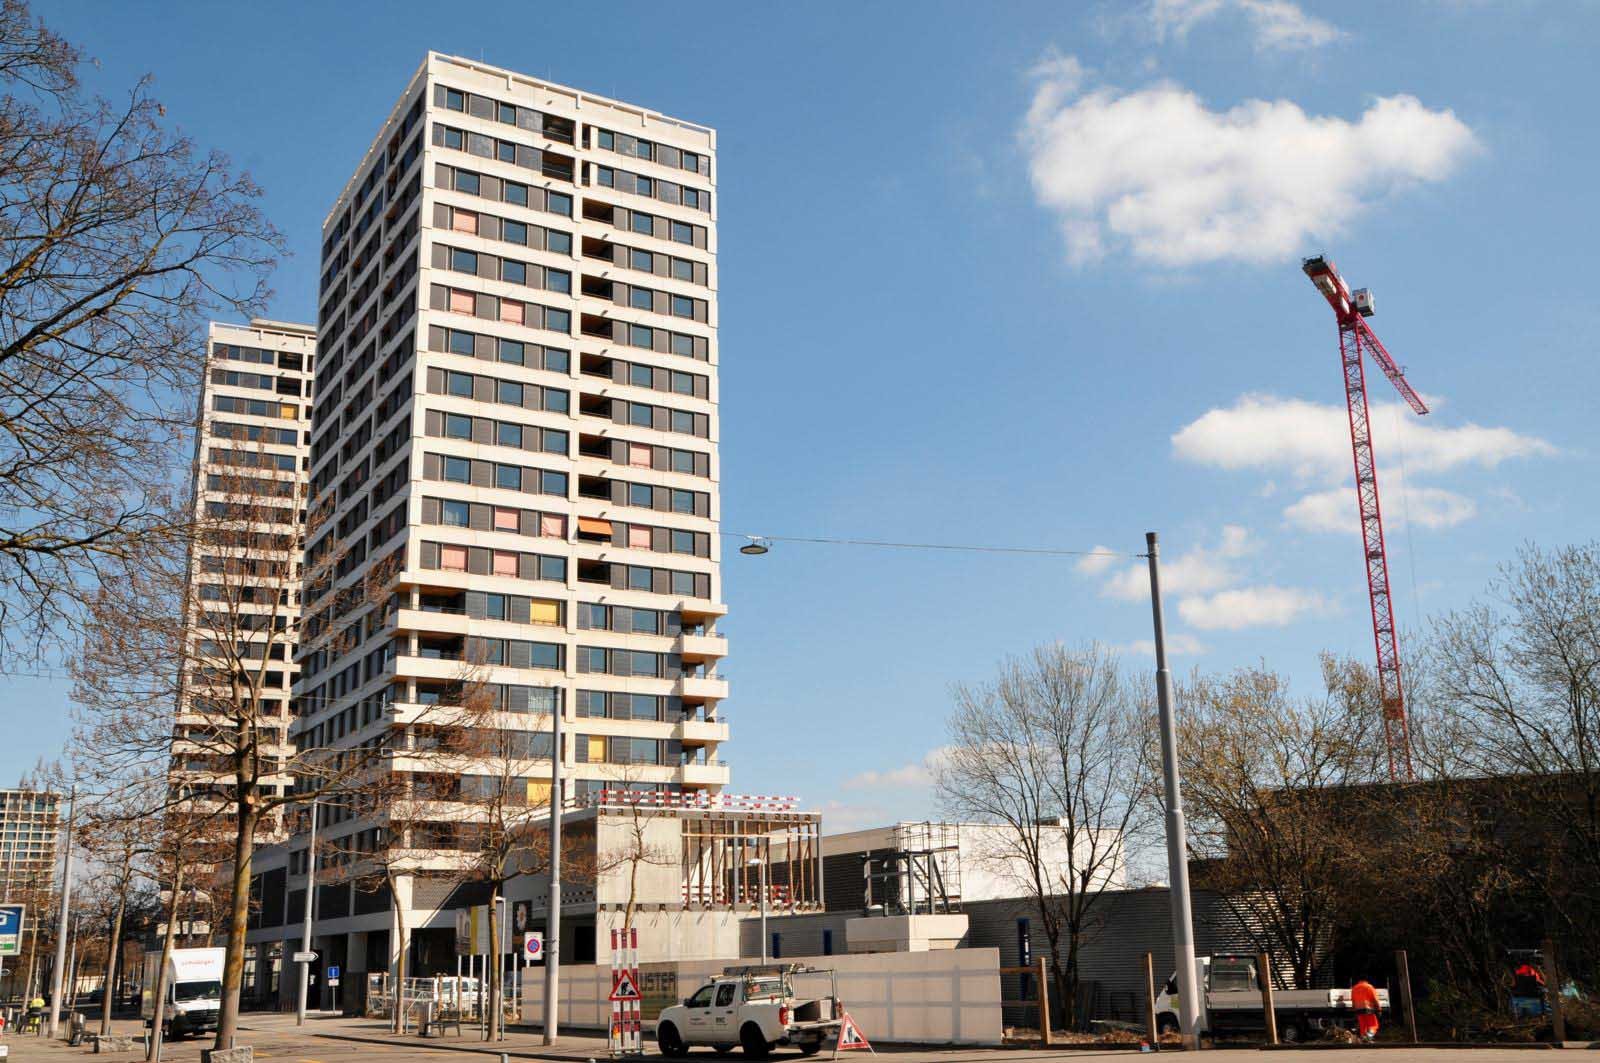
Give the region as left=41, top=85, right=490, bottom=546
left=521, top=947, right=1003, bottom=1046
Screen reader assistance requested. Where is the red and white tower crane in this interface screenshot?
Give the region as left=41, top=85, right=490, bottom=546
left=1302, top=256, right=1427, bottom=781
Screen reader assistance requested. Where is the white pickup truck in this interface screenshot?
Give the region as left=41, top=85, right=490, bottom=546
left=1156, top=954, right=1389, bottom=1043
left=657, top=964, right=842, bottom=1058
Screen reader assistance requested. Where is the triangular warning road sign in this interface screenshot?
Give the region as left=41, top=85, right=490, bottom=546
left=836, top=1011, right=873, bottom=1053
left=609, top=969, right=642, bottom=1002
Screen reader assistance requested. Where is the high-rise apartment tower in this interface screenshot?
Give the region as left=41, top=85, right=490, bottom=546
left=269, top=54, right=727, bottom=992
left=172, top=319, right=316, bottom=843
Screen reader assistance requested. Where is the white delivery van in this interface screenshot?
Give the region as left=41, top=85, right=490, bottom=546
left=141, top=947, right=225, bottom=1040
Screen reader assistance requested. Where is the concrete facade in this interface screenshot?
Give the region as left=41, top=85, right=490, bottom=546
left=248, top=52, right=725, bottom=1010
left=174, top=319, right=316, bottom=843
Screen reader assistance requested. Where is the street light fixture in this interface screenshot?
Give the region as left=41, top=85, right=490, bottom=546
left=738, top=536, right=771, bottom=556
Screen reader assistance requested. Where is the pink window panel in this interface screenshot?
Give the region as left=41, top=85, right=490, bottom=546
left=440, top=545, right=468, bottom=572
left=629, top=444, right=653, bottom=468
left=500, top=299, right=524, bottom=325
left=449, top=289, right=475, bottom=315
left=540, top=514, right=566, bottom=538
left=492, top=551, right=518, bottom=577
left=494, top=507, right=519, bottom=532
left=452, top=209, right=479, bottom=234
left=628, top=526, right=652, bottom=549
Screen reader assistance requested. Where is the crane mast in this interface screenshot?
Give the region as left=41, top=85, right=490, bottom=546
left=1302, top=257, right=1427, bottom=781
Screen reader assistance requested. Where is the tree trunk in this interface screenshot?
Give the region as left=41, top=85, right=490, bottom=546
left=390, top=885, right=407, bottom=1035
left=214, top=807, right=256, bottom=1050
left=148, top=861, right=184, bottom=1062
left=102, top=884, right=127, bottom=1035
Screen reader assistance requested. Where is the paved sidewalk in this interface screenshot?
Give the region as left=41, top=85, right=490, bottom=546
left=5, top=1012, right=1598, bottom=1063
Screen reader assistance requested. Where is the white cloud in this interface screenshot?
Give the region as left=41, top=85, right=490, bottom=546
left=1173, top=394, right=1555, bottom=483
left=1100, top=524, right=1253, bottom=601
left=1022, top=62, right=1479, bottom=267
left=1120, top=633, right=1209, bottom=658
left=1074, top=546, right=1121, bottom=575
left=842, top=748, right=952, bottom=792
left=1284, top=482, right=1477, bottom=534
left=1151, top=0, right=1345, bottom=52
left=1178, top=585, right=1330, bottom=630
left=1172, top=393, right=1555, bottom=534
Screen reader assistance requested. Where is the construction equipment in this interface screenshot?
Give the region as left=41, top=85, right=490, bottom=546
left=1302, top=256, right=1428, bottom=781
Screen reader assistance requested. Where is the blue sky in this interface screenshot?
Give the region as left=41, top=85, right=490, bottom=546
left=8, top=1, right=1596, bottom=829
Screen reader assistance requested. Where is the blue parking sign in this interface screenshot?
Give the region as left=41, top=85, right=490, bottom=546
left=0, top=904, right=23, bottom=956
left=326, top=964, right=340, bottom=980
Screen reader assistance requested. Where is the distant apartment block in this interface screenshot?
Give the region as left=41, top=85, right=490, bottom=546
left=170, top=319, right=315, bottom=842
left=0, top=787, right=60, bottom=898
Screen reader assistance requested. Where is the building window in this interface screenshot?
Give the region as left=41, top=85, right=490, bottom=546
left=494, top=507, right=519, bottom=532
left=630, top=325, right=653, bottom=348
left=630, top=288, right=653, bottom=311
left=671, top=221, right=693, bottom=244
left=451, top=249, right=478, bottom=273
left=441, top=545, right=468, bottom=572
left=822, top=930, right=833, bottom=956
left=498, top=381, right=523, bottom=405
left=631, top=249, right=653, bottom=272
left=497, top=423, right=523, bottom=448
left=503, top=260, right=526, bottom=285
left=447, top=371, right=473, bottom=397
left=546, top=270, right=571, bottom=294
left=443, top=457, right=471, bottom=483
left=548, top=230, right=572, bottom=255
left=495, top=464, right=520, bottom=491
left=442, top=501, right=470, bottom=527
left=548, top=191, right=572, bottom=216
left=445, top=413, right=472, bottom=439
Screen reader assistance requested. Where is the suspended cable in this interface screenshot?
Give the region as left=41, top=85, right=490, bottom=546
left=720, top=531, right=1133, bottom=561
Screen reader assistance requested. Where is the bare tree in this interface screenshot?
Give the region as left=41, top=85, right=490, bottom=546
left=936, top=642, right=1152, bottom=1028
left=592, top=767, right=677, bottom=933
left=68, top=457, right=399, bottom=1049
left=431, top=676, right=557, bottom=1043
left=0, top=0, right=282, bottom=663
left=1429, top=541, right=1600, bottom=962
left=1176, top=656, right=1386, bottom=987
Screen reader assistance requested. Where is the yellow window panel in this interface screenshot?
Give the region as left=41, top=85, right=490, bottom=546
left=529, top=599, right=561, bottom=625
left=587, top=736, right=607, bottom=762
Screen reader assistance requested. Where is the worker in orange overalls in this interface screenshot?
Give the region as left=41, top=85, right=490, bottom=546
left=1351, top=979, right=1380, bottom=1040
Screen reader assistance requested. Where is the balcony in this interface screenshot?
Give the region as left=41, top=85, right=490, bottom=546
left=676, top=716, right=729, bottom=748
left=676, top=672, right=728, bottom=701
left=676, top=630, right=727, bottom=662
left=679, top=761, right=731, bottom=789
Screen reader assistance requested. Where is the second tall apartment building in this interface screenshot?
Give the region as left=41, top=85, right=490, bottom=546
left=295, top=53, right=728, bottom=848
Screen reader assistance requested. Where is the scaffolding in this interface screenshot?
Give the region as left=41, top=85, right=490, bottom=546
left=580, top=790, right=824, bottom=912
left=863, top=821, right=962, bottom=915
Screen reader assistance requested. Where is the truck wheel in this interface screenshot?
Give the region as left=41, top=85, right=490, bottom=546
left=1280, top=1021, right=1307, bottom=1044
left=798, top=1041, right=823, bottom=1056
left=740, top=1023, right=771, bottom=1059
left=1157, top=1016, right=1178, bottom=1038
left=659, top=1022, right=688, bottom=1057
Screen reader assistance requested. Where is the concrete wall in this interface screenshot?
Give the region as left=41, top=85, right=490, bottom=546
left=521, top=947, right=1005, bottom=1045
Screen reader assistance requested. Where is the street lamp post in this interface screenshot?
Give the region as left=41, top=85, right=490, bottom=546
left=544, top=703, right=562, bottom=1045
left=46, top=787, right=76, bottom=1040
left=296, top=799, right=319, bottom=1025
left=1145, top=532, right=1201, bottom=1048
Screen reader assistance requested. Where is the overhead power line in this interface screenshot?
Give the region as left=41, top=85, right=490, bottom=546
left=722, top=531, right=1133, bottom=561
